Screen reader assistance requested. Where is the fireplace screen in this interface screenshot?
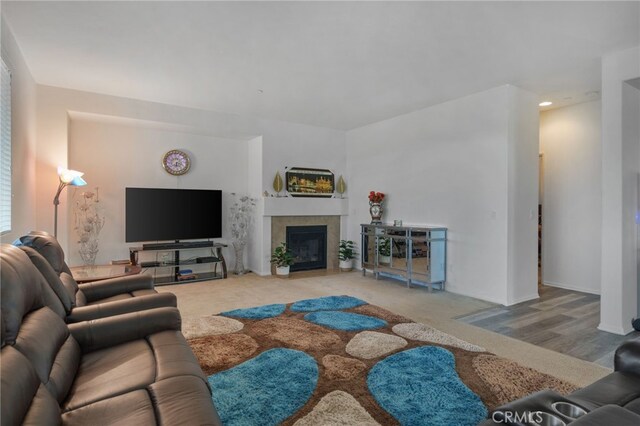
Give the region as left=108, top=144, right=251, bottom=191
left=286, top=225, right=327, bottom=271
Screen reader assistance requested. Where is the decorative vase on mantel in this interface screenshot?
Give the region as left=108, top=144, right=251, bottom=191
left=369, top=202, right=383, bottom=224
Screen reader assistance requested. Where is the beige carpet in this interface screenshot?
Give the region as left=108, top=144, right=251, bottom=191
left=159, top=270, right=611, bottom=388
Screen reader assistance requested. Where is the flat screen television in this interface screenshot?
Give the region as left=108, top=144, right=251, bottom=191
left=125, top=188, right=222, bottom=242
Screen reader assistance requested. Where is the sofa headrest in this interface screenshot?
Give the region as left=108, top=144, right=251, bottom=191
left=0, top=244, right=66, bottom=346
left=14, top=231, right=69, bottom=275
left=18, top=246, right=75, bottom=313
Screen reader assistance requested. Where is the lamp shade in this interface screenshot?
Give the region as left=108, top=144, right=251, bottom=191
left=57, top=166, right=84, bottom=184
left=69, top=176, right=87, bottom=187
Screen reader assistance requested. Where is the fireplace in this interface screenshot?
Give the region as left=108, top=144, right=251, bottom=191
left=270, top=216, right=339, bottom=273
left=286, top=225, right=327, bottom=272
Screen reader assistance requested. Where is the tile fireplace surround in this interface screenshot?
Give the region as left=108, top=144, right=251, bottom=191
left=271, top=216, right=340, bottom=274
left=248, top=197, right=348, bottom=275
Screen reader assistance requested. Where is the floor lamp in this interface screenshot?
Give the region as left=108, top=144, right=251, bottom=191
left=53, top=167, right=87, bottom=238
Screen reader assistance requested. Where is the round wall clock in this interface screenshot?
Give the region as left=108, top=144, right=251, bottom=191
left=162, top=150, right=191, bottom=176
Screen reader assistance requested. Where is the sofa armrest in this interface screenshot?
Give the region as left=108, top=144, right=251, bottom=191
left=69, top=307, right=182, bottom=353
left=614, top=337, right=640, bottom=375
left=570, top=405, right=640, bottom=426
left=78, top=274, right=154, bottom=302
left=490, top=390, right=581, bottom=426
left=66, top=292, right=177, bottom=323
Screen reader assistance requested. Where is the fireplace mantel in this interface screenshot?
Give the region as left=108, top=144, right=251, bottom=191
left=258, top=197, right=348, bottom=217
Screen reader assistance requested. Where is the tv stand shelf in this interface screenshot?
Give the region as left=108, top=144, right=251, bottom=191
left=129, top=242, right=227, bottom=286
left=140, top=257, right=222, bottom=268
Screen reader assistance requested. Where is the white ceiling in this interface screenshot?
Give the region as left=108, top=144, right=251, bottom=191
left=3, top=1, right=639, bottom=130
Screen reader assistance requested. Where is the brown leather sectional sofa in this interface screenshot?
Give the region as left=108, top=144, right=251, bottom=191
left=14, top=231, right=177, bottom=322
left=0, top=241, right=222, bottom=425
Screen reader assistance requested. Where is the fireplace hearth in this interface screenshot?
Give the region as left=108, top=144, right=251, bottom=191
left=286, top=225, right=327, bottom=271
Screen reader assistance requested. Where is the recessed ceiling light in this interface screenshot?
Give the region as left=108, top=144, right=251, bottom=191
left=539, top=101, right=553, bottom=107
left=257, top=89, right=264, bottom=94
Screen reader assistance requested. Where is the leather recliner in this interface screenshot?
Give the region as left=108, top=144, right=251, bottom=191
left=482, top=337, right=640, bottom=425
left=14, top=231, right=177, bottom=322
left=0, top=244, right=221, bottom=425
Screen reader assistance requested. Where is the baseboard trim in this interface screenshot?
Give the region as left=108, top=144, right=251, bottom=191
left=543, top=280, right=600, bottom=295
left=445, top=285, right=507, bottom=306
left=598, top=322, right=632, bottom=335
left=505, top=292, right=540, bottom=306
left=445, top=287, right=539, bottom=307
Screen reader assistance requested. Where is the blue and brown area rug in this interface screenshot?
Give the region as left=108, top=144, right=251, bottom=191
left=185, top=295, right=577, bottom=426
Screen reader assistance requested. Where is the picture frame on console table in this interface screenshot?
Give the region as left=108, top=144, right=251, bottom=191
left=285, top=167, right=335, bottom=198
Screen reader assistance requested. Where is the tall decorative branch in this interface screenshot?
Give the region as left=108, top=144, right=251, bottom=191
left=73, top=187, right=105, bottom=265
left=228, top=193, right=256, bottom=275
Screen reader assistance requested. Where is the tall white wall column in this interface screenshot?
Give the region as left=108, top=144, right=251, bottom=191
left=599, top=46, right=640, bottom=335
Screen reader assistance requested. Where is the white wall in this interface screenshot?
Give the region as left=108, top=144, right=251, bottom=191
left=636, top=81, right=640, bottom=318
left=67, top=114, right=248, bottom=267
left=622, top=83, right=640, bottom=316
left=346, top=85, right=539, bottom=305
left=600, top=45, right=640, bottom=335
left=540, top=100, right=602, bottom=294
left=247, top=136, right=266, bottom=274
left=34, top=85, right=346, bottom=269
left=506, top=87, right=540, bottom=304
left=0, top=18, right=37, bottom=243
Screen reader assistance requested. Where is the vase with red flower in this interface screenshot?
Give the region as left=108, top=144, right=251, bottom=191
left=368, top=191, right=385, bottom=224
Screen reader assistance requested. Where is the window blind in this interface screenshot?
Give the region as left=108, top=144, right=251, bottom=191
left=0, top=58, right=11, bottom=234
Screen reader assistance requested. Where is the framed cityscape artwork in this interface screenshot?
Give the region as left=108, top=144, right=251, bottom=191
left=285, top=167, right=335, bottom=198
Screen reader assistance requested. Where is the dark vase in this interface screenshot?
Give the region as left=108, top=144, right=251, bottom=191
left=369, top=202, right=383, bottom=224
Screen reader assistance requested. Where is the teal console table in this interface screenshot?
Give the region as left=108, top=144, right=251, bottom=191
left=360, top=224, right=447, bottom=292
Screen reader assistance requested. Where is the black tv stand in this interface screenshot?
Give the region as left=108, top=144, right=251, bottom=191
left=130, top=240, right=227, bottom=285
left=142, top=240, right=214, bottom=250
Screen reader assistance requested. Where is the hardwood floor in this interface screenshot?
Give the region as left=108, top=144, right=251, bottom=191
left=457, top=285, right=640, bottom=368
